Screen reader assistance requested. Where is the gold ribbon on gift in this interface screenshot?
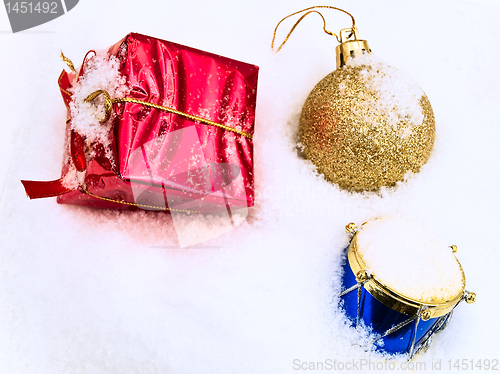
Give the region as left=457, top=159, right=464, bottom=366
left=84, top=90, right=253, bottom=140
left=61, top=51, right=76, bottom=72
left=59, top=53, right=252, bottom=212
left=81, top=183, right=200, bottom=213
left=61, top=52, right=253, bottom=139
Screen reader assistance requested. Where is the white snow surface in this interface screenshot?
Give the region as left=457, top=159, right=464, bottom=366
left=1, top=0, right=499, bottom=373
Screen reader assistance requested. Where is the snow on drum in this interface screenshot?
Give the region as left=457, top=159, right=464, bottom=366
left=339, top=218, right=476, bottom=359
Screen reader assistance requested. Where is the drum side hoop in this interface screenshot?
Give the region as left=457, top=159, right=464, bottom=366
left=347, top=231, right=465, bottom=318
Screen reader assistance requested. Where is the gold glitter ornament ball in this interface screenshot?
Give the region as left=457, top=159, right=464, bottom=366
left=299, top=54, right=435, bottom=192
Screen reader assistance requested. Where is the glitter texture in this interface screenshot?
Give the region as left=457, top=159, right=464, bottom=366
left=299, top=54, right=435, bottom=192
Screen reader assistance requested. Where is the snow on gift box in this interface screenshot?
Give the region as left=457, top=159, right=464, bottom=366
left=21, top=33, right=259, bottom=246
left=339, top=218, right=476, bottom=360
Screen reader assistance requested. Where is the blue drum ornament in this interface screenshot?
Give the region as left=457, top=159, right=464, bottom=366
left=339, top=219, right=476, bottom=359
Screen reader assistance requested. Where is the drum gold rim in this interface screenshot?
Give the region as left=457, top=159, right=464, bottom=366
left=347, top=221, right=466, bottom=319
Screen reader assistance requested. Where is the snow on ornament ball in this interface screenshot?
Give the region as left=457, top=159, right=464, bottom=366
left=355, top=218, right=465, bottom=303
left=299, top=53, right=435, bottom=192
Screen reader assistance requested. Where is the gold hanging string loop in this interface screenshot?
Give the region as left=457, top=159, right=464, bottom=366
left=84, top=89, right=253, bottom=140
left=271, top=5, right=356, bottom=52
left=273, top=10, right=334, bottom=52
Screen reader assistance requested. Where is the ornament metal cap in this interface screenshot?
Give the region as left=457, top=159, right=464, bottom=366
left=335, top=27, right=371, bottom=69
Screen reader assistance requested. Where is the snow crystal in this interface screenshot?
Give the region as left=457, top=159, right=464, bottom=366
left=61, top=164, right=84, bottom=189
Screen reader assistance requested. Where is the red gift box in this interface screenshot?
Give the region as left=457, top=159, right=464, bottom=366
left=22, top=33, right=259, bottom=215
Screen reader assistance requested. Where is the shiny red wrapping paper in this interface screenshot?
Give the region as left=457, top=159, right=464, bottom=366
left=23, top=33, right=259, bottom=213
